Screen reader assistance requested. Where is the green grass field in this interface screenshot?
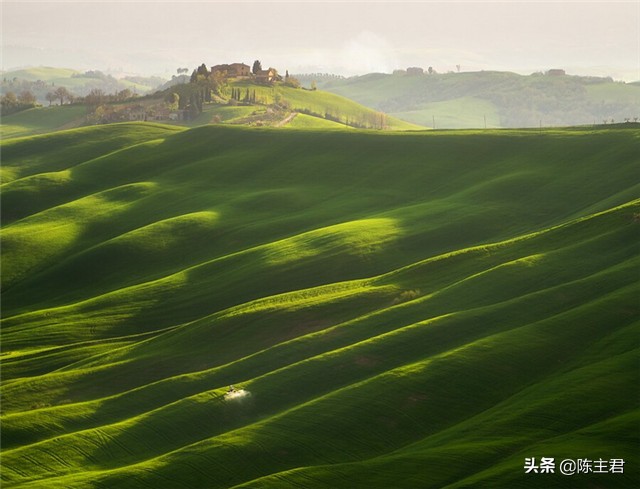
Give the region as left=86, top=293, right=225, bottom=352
left=2, top=67, right=159, bottom=93
left=227, top=81, right=422, bottom=130
left=2, top=67, right=80, bottom=82
left=1, top=81, right=413, bottom=138
left=286, top=113, right=352, bottom=129
left=390, top=96, right=501, bottom=129
left=1, top=105, right=87, bottom=138
left=586, top=83, right=640, bottom=104
left=1, top=123, right=638, bottom=488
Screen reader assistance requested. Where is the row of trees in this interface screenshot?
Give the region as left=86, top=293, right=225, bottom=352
left=45, top=87, right=73, bottom=105
left=230, top=88, right=258, bottom=104
left=163, top=72, right=224, bottom=117
left=79, top=88, right=140, bottom=107
left=2, top=70, right=165, bottom=112
left=0, top=87, right=73, bottom=114
left=1, top=85, right=144, bottom=116
left=602, top=117, right=639, bottom=124
left=283, top=71, right=301, bottom=88
left=1, top=90, right=38, bottom=115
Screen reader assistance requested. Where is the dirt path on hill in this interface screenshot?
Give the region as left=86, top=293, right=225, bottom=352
left=276, top=112, right=298, bottom=127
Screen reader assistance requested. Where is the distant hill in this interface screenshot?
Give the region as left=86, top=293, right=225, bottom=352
left=1, top=66, right=166, bottom=104
left=0, top=105, right=87, bottom=138
left=1, top=77, right=423, bottom=137
left=156, top=74, right=191, bottom=91
left=2, top=66, right=80, bottom=82
left=301, top=71, right=640, bottom=128
left=1, top=123, right=638, bottom=488
left=222, top=79, right=422, bottom=130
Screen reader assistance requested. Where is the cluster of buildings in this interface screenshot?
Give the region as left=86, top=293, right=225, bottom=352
left=93, top=61, right=287, bottom=125
left=210, top=63, right=281, bottom=83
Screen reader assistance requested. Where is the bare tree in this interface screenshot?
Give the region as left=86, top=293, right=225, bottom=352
left=18, top=90, right=37, bottom=105
left=85, top=88, right=106, bottom=107
left=54, top=86, right=71, bottom=105
left=117, top=88, right=133, bottom=101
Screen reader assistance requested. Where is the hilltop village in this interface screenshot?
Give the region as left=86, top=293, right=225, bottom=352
left=90, top=60, right=304, bottom=124
left=74, top=60, right=388, bottom=130
left=206, top=61, right=283, bottom=84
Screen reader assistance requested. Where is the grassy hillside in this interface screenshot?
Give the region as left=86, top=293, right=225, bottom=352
left=1, top=80, right=418, bottom=138
left=391, top=96, right=501, bottom=129
left=310, top=71, right=640, bottom=128
left=1, top=123, right=638, bottom=488
left=1, top=67, right=80, bottom=82
left=2, top=67, right=160, bottom=92
left=1, top=105, right=87, bottom=138
left=287, top=113, right=352, bottom=129
left=226, top=80, right=422, bottom=130
left=1, top=67, right=164, bottom=106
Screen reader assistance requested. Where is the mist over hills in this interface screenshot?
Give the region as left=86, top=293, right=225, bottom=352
left=297, top=70, right=640, bottom=128
left=3, top=66, right=638, bottom=131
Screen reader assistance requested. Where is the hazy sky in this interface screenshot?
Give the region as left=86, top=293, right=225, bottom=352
left=2, top=1, right=639, bottom=80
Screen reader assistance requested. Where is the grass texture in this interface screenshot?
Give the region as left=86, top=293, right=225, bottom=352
left=1, top=123, right=638, bottom=488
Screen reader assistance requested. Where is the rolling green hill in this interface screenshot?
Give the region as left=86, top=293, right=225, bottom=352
left=225, top=80, right=421, bottom=130
left=305, top=71, right=640, bottom=128
left=287, top=113, right=352, bottom=129
left=1, top=67, right=81, bottom=82
left=1, top=105, right=87, bottom=139
left=1, top=81, right=420, bottom=138
left=1, top=123, right=638, bottom=488
left=1, top=67, right=164, bottom=106
left=2, top=67, right=161, bottom=93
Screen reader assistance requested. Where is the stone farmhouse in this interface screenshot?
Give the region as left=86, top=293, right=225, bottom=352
left=211, top=63, right=252, bottom=78
left=210, top=62, right=282, bottom=84
left=255, top=68, right=279, bottom=83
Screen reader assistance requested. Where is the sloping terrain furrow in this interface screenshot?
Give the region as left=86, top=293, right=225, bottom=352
left=0, top=123, right=182, bottom=185
left=25, top=216, right=635, bottom=406
left=1, top=138, right=171, bottom=225
left=0, top=202, right=636, bottom=446
left=1, top=339, right=134, bottom=380
left=1, top=182, right=163, bottom=292
left=232, top=410, right=638, bottom=489
left=1, top=201, right=634, bottom=420
left=1, top=251, right=634, bottom=454
left=5, top=169, right=636, bottom=344
left=278, top=355, right=637, bottom=489
left=2, top=281, right=635, bottom=488
left=1, top=125, right=638, bottom=489
left=1, top=217, right=405, bottom=348
left=1, top=244, right=636, bottom=480
left=2, top=126, right=638, bottom=316
left=3, top=253, right=633, bottom=469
